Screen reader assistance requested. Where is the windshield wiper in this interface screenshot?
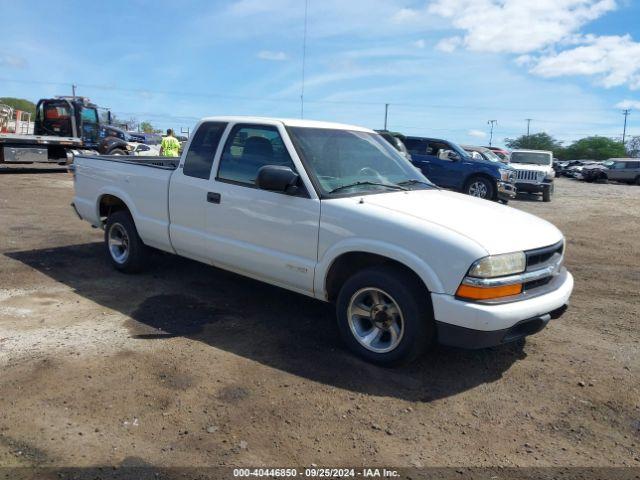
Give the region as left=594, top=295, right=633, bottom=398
left=329, top=181, right=408, bottom=194
left=397, top=179, right=434, bottom=188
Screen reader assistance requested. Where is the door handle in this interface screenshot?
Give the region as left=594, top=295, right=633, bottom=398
left=207, top=192, right=221, bottom=204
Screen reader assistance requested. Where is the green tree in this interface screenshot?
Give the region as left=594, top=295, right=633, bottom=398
left=563, top=136, right=626, bottom=161
left=504, top=132, right=564, bottom=152
left=140, top=121, right=158, bottom=133
left=0, top=97, right=36, bottom=116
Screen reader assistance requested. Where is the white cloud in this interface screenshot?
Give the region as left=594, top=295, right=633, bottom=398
left=427, top=0, right=617, bottom=54
left=435, top=36, right=463, bottom=52
left=257, top=50, right=289, bottom=61
left=529, top=35, right=640, bottom=89
left=468, top=129, right=487, bottom=138
left=392, top=8, right=420, bottom=23
left=615, top=99, right=640, bottom=109
left=412, top=39, right=426, bottom=49
left=0, top=53, right=27, bottom=68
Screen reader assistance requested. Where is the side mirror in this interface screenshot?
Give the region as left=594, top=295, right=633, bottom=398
left=256, top=165, right=300, bottom=193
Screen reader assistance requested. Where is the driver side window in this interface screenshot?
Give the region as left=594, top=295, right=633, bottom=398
left=217, top=124, right=296, bottom=186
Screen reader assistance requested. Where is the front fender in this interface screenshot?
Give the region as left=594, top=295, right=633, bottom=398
left=314, top=238, right=446, bottom=300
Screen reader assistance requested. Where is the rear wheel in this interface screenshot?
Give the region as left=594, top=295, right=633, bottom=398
left=336, top=265, right=435, bottom=366
left=465, top=176, right=495, bottom=200
left=104, top=211, right=148, bottom=273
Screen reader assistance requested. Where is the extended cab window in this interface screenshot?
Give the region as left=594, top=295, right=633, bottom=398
left=217, top=125, right=295, bottom=186
left=182, top=122, right=227, bottom=179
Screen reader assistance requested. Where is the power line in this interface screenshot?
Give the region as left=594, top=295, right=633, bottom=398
left=300, top=0, right=309, bottom=119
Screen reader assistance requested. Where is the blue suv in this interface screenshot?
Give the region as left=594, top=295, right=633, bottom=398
left=403, top=136, right=516, bottom=202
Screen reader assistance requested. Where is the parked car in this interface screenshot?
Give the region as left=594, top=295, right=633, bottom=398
left=581, top=161, right=612, bottom=182
left=597, top=159, right=640, bottom=185
left=129, top=142, right=160, bottom=156
left=70, top=116, right=573, bottom=366
left=486, top=146, right=510, bottom=163
left=403, top=136, right=516, bottom=202
left=509, top=149, right=555, bottom=202
left=375, top=130, right=412, bottom=160
left=567, top=161, right=599, bottom=180
left=127, top=132, right=162, bottom=145
left=98, top=125, right=133, bottom=155
left=462, top=145, right=505, bottom=164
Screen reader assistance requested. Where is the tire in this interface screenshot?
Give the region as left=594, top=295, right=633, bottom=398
left=336, top=265, right=435, bottom=366
left=104, top=210, right=148, bottom=273
left=464, top=176, right=495, bottom=201
left=110, top=148, right=126, bottom=156
left=542, top=187, right=552, bottom=202
left=635, top=176, right=640, bottom=186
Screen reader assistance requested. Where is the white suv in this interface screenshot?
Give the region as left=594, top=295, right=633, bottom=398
left=510, top=149, right=555, bottom=202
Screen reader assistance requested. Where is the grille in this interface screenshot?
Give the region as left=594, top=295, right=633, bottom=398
left=526, top=241, right=564, bottom=270
left=515, top=170, right=542, bottom=181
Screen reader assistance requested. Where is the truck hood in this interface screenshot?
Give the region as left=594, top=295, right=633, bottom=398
left=348, top=189, right=563, bottom=255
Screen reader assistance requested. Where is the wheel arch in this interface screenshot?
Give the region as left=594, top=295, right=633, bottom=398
left=463, top=171, right=498, bottom=199
left=96, top=191, right=135, bottom=227
left=320, top=247, right=443, bottom=304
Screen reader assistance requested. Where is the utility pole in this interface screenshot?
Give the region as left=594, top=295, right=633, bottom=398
left=384, top=103, right=389, bottom=130
left=622, top=109, right=631, bottom=146
left=487, top=120, right=497, bottom=146
left=525, top=118, right=532, bottom=137
left=71, top=84, right=77, bottom=100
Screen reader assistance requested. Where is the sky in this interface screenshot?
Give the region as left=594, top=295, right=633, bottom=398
left=1, top=0, right=639, bottom=147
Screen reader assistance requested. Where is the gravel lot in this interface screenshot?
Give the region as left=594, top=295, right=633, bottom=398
left=0, top=169, right=638, bottom=472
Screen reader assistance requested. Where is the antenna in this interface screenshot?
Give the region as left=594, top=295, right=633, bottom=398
left=300, top=0, right=309, bottom=119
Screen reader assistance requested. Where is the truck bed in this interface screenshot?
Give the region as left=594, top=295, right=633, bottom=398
left=72, top=153, right=178, bottom=253
left=0, top=133, right=83, bottom=146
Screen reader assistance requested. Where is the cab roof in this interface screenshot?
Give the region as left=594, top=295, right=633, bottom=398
left=198, top=116, right=374, bottom=133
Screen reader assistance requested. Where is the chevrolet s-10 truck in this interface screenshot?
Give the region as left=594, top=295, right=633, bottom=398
left=71, top=116, right=573, bottom=365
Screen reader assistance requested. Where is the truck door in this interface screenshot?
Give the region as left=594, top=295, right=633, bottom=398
left=169, top=121, right=229, bottom=263
left=404, top=138, right=435, bottom=181
left=204, top=122, right=320, bottom=295
left=79, top=106, right=100, bottom=148
left=424, top=140, right=465, bottom=189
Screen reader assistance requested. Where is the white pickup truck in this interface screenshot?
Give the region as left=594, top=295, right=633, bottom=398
left=71, top=116, right=573, bottom=365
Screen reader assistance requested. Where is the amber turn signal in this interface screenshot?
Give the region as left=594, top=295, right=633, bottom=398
left=456, top=283, right=522, bottom=300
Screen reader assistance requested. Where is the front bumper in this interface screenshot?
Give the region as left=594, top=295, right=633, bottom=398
left=515, top=181, right=553, bottom=194
left=497, top=181, right=516, bottom=200
left=431, top=269, right=574, bottom=349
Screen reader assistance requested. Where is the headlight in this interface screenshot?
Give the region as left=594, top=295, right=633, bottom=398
left=498, top=168, right=512, bottom=182
left=468, top=251, right=526, bottom=278
left=545, top=169, right=555, bottom=180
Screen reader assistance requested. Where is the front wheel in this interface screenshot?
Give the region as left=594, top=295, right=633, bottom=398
left=336, top=266, right=435, bottom=366
left=542, top=186, right=552, bottom=202
left=465, top=176, right=495, bottom=200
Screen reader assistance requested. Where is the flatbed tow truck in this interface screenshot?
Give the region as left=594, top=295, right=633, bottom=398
left=0, top=96, right=101, bottom=165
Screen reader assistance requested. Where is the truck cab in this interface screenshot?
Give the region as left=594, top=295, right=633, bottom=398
left=403, top=136, right=516, bottom=202
left=34, top=97, right=100, bottom=149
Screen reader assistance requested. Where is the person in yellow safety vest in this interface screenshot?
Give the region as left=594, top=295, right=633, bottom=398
left=160, top=129, right=181, bottom=157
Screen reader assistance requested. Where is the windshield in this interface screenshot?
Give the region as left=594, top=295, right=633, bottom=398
left=510, top=151, right=552, bottom=165
left=288, top=127, right=434, bottom=196
left=481, top=149, right=502, bottom=162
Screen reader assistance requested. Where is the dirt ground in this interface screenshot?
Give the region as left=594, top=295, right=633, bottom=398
left=0, top=167, right=638, bottom=473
